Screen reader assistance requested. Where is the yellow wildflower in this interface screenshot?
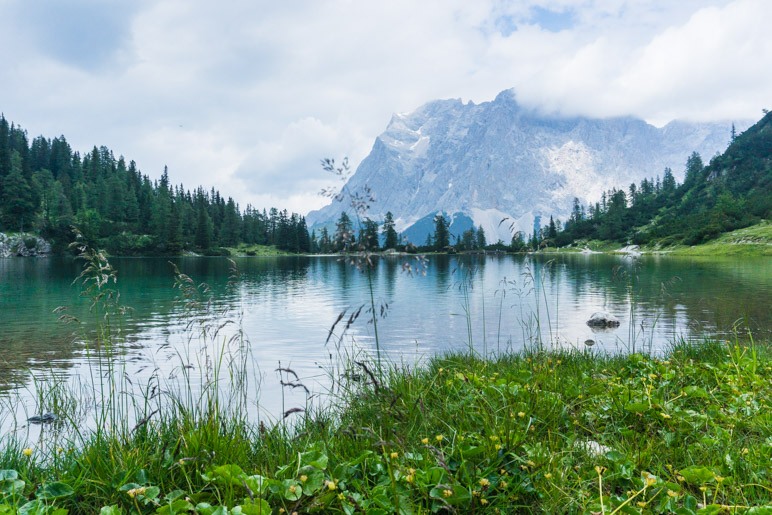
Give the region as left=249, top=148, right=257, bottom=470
left=443, top=489, right=453, bottom=498
left=300, top=475, right=308, bottom=483
left=435, top=434, right=444, bottom=442
left=390, top=452, right=399, bottom=459
left=22, top=448, right=33, bottom=457
left=517, top=412, right=525, bottom=418
left=500, top=480, right=508, bottom=489
left=667, top=490, right=679, bottom=498
left=544, top=473, right=553, bottom=479
left=126, top=487, right=147, bottom=498
left=325, top=480, right=337, bottom=491
left=480, top=498, right=489, bottom=505
left=479, top=478, right=490, bottom=487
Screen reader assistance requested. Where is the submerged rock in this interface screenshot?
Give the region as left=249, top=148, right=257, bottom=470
left=586, top=311, right=621, bottom=329
left=27, top=412, right=58, bottom=424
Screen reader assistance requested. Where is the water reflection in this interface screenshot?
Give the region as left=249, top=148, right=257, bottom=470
left=0, top=254, right=769, bottom=438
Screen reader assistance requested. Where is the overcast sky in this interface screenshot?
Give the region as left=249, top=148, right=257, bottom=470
left=1, top=0, right=769, bottom=215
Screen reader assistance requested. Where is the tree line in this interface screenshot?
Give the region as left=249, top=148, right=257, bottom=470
left=548, top=112, right=770, bottom=248
left=0, top=116, right=311, bottom=254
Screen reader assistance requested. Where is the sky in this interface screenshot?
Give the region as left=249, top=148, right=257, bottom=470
left=1, top=0, right=770, bottom=215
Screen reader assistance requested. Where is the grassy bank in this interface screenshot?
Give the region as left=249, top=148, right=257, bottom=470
left=659, top=222, right=771, bottom=257
left=2, top=338, right=769, bottom=513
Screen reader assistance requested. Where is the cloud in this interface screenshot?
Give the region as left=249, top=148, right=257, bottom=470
left=0, top=0, right=769, bottom=216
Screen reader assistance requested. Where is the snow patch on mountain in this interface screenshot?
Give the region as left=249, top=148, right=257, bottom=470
left=307, top=88, right=745, bottom=244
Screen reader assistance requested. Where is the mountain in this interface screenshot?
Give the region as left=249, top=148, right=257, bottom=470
left=555, top=110, right=771, bottom=247
left=307, top=89, right=744, bottom=244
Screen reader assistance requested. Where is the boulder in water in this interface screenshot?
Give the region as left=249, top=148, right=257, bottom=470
left=586, top=312, right=620, bottom=329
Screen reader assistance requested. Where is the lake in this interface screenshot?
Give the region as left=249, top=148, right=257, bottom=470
left=1, top=253, right=769, bottom=440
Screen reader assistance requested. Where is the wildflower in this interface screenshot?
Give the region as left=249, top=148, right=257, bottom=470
left=421, top=437, right=429, bottom=445
left=667, top=490, right=679, bottom=498
left=741, top=448, right=749, bottom=455
left=337, top=493, right=345, bottom=501
left=644, top=473, right=657, bottom=487
left=406, top=474, right=415, bottom=484
left=517, top=411, right=525, bottom=418
left=660, top=412, right=671, bottom=419
left=715, top=475, right=725, bottom=483
left=56, top=447, right=63, bottom=454
left=443, top=489, right=453, bottom=498
left=22, top=448, right=33, bottom=457
left=699, top=486, right=708, bottom=492
left=479, top=478, right=490, bottom=487
left=637, top=501, right=647, bottom=508
left=544, top=473, right=553, bottom=479
left=300, top=475, right=308, bottom=483
left=489, top=435, right=499, bottom=442
left=325, top=480, right=337, bottom=491
left=126, top=487, right=147, bottom=498
left=390, top=452, right=399, bottom=459
left=495, top=444, right=502, bottom=451
left=595, top=466, right=606, bottom=475
left=526, top=460, right=536, bottom=467
left=435, top=434, right=444, bottom=442
left=500, top=480, right=508, bottom=489
left=279, top=509, right=285, bottom=514
left=480, top=498, right=489, bottom=505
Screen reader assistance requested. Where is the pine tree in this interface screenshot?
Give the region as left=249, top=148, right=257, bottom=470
left=432, top=213, right=450, bottom=251
left=382, top=211, right=399, bottom=250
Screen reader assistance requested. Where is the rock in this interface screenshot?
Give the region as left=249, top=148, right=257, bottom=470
left=586, top=311, right=620, bottom=329
left=0, top=233, right=52, bottom=257
left=27, top=412, right=58, bottom=424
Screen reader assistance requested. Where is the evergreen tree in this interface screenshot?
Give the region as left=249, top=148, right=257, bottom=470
left=359, top=218, right=379, bottom=250
left=334, top=212, right=354, bottom=251
left=432, top=213, right=450, bottom=251
left=0, top=151, right=38, bottom=231
left=382, top=211, right=399, bottom=249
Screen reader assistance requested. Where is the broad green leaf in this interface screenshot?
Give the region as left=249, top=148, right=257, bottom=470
left=683, top=386, right=709, bottom=398
left=99, top=506, right=123, bottom=515
left=156, top=499, right=195, bottom=514
left=0, top=472, right=18, bottom=481
left=208, top=464, right=246, bottom=486
left=678, top=466, right=715, bottom=485
left=18, top=500, right=46, bottom=515
left=624, top=401, right=649, bottom=413
left=1, top=478, right=25, bottom=495
left=696, top=505, right=723, bottom=515
left=235, top=499, right=271, bottom=514
left=299, top=450, right=328, bottom=470
left=298, top=467, right=325, bottom=495
left=281, top=479, right=302, bottom=501
left=36, top=482, right=74, bottom=500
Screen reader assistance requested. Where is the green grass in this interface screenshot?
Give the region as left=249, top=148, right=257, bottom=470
left=2, top=339, right=770, bottom=513
left=227, top=243, right=292, bottom=256
left=658, top=221, right=771, bottom=257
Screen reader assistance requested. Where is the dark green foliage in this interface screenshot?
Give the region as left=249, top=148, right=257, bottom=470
left=557, top=111, right=772, bottom=246
left=0, top=116, right=310, bottom=254
left=432, top=212, right=450, bottom=251
left=382, top=211, right=399, bottom=250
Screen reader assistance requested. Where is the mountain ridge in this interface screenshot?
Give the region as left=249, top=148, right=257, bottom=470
left=308, top=89, right=745, bottom=244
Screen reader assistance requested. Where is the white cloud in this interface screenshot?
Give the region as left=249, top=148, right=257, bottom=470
left=0, top=0, right=769, bottom=215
